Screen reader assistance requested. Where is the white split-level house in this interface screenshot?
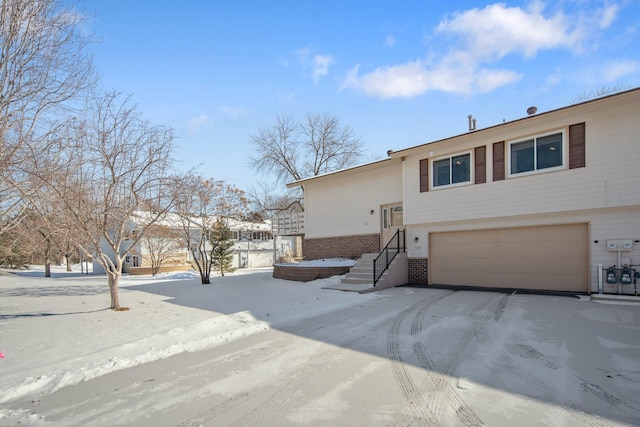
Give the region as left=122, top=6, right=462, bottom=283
left=93, top=213, right=285, bottom=275
left=287, top=88, right=640, bottom=294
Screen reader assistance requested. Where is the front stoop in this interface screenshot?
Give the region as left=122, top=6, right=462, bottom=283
left=341, top=253, right=377, bottom=285
left=322, top=253, right=408, bottom=293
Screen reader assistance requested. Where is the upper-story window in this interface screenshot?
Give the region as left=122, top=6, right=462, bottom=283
left=510, top=131, right=564, bottom=176
left=432, top=152, right=471, bottom=188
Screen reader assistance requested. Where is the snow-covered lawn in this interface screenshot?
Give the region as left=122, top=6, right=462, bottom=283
left=0, top=265, right=377, bottom=405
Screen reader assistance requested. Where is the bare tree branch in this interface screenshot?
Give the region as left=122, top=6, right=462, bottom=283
left=249, top=112, right=364, bottom=213
left=32, top=92, right=178, bottom=310
left=0, top=0, right=95, bottom=234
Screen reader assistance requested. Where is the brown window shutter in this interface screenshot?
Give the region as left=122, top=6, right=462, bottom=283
left=492, top=141, right=505, bottom=181
left=419, top=158, right=429, bottom=192
left=569, top=122, right=585, bottom=169
left=474, top=146, right=486, bottom=184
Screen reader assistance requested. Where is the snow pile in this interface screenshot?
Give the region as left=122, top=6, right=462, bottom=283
left=1, top=312, right=268, bottom=404
left=274, top=258, right=356, bottom=267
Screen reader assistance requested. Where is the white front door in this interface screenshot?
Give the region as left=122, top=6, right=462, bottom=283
left=381, top=203, right=403, bottom=248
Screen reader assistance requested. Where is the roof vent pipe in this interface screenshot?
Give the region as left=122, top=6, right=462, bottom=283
left=527, top=106, right=538, bottom=115
left=468, top=114, right=476, bottom=131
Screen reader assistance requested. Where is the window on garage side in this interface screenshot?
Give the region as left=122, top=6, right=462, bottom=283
left=510, top=131, right=563, bottom=175
left=432, top=152, right=471, bottom=188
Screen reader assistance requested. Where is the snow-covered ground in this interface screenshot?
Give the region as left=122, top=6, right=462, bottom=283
left=2, top=265, right=640, bottom=426
left=0, top=265, right=378, bottom=406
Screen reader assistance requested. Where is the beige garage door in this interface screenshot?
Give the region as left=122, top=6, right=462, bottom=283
left=429, top=224, right=588, bottom=292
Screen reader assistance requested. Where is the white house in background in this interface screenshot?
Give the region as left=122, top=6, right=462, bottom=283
left=93, top=214, right=280, bottom=275
left=288, top=88, right=640, bottom=294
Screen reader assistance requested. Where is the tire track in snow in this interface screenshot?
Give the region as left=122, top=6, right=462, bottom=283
left=385, top=290, right=455, bottom=426
left=409, top=293, right=507, bottom=426
left=512, top=345, right=640, bottom=425
left=179, top=304, right=414, bottom=426
left=470, top=302, right=615, bottom=427
left=495, top=352, right=613, bottom=427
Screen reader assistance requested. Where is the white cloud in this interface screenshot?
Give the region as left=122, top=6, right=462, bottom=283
left=434, top=2, right=579, bottom=60
left=601, top=60, right=640, bottom=82
left=312, top=54, right=335, bottom=83
left=296, top=46, right=312, bottom=64
left=599, top=3, right=619, bottom=29
left=342, top=2, right=616, bottom=98
left=296, top=47, right=335, bottom=83
left=351, top=60, right=431, bottom=98
left=342, top=55, right=521, bottom=98
left=187, top=114, right=211, bottom=135
left=385, top=35, right=396, bottom=47
left=475, top=68, right=523, bottom=93
left=219, top=106, right=245, bottom=118
left=545, top=72, right=561, bottom=87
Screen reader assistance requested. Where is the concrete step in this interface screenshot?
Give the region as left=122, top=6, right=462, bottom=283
left=349, top=266, right=373, bottom=274
left=341, top=252, right=405, bottom=286
left=341, top=277, right=374, bottom=285
left=344, top=272, right=372, bottom=280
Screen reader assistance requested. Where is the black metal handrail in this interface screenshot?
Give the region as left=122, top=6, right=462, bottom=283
left=373, top=229, right=406, bottom=285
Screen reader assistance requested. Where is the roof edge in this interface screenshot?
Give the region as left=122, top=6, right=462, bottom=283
left=390, top=86, right=640, bottom=157
left=286, top=156, right=397, bottom=188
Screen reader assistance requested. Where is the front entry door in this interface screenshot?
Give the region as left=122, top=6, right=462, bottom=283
left=381, top=203, right=403, bottom=248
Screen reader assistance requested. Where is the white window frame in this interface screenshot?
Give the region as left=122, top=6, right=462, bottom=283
left=431, top=151, right=472, bottom=189
left=508, top=129, right=566, bottom=178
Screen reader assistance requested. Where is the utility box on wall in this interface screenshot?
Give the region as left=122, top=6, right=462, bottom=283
left=607, top=240, right=634, bottom=251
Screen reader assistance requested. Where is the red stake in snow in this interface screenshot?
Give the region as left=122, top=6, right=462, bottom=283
left=0, top=352, right=4, bottom=359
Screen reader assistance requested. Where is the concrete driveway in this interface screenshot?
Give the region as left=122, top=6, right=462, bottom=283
left=3, top=284, right=640, bottom=426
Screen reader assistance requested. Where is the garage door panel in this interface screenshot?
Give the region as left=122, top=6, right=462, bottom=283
left=429, top=224, right=588, bottom=292
left=432, top=271, right=585, bottom=290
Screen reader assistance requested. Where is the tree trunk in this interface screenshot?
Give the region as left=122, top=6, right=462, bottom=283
left=201, top=268, right=210, bottom=284
left=66, top=256, right=72, bottom=271
left=107, top=271, right=121, bottom=309
left=44, top=238, right=52, bottom=277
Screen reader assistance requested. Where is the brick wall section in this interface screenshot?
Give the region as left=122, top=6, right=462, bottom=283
left=304, top=234, right=380, bottom=260
left=408, top=258, right=428, bottom=285
left=273, top=265, right=351, bottom=282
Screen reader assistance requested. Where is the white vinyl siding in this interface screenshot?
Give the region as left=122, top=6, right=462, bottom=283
left=303, top=160, right=403, bottom=239
left=405, top=93, right=640, bottom=227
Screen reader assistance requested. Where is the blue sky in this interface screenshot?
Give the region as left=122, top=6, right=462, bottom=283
left=73, top=0, right=640, bottom=190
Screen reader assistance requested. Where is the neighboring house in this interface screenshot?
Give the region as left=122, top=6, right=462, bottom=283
left=288, top=88, right=640, bottom=294
left=93, top=213, right=279, bottom=274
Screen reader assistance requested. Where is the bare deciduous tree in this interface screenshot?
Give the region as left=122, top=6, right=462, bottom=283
left=250, top=113, right=364, bottom=188
left=141, top=223, right=184, bottom=276
left=571, top=84, right=628, bottom=104
left=174, top=175, right=248, bottom=284
left=246, top=182, right=303, bottom=217
left=38, top=92, right=178, bottom=310
left=0, top=0, right=94, bottom=234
